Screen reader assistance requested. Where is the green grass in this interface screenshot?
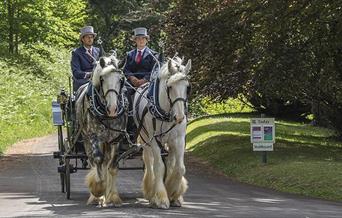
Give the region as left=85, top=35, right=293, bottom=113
left=186, top=114, right=342, bottom=201
left=0, top=44, right=69, bottom=154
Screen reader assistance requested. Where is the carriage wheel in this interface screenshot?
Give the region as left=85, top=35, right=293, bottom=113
left=57, top=126, right=65, bottom=193
left=65, top=158, right=71, bottom=199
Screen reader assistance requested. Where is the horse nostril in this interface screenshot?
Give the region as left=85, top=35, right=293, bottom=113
left=107, top=105, right=117, bottom=115
left=174, top=115, right=184, bottom=123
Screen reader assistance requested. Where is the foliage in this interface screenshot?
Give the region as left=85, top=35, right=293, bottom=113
left=86, top=0, right=171, bottom=56
left=0, top=0, right=87, bottom=53
left=166, top=0, right=342, bottom=133
left=187, top=114, right=342, bottom=201
left=0, top=44, right=70, bottom=153
left=189, top=96, right=254, bottom=118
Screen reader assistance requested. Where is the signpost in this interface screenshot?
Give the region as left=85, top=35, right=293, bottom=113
left=250, top=116, right=275, bottom=163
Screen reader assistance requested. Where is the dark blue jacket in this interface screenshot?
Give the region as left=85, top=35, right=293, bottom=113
left=123, top=47, right=159, bottom=82
left=71, top=46, right=101, bottom=91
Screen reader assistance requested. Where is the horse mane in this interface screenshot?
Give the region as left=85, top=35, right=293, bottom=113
left=92, top=55, right=119, bottom=87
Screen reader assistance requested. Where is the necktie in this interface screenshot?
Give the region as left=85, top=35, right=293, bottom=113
left=87, top=49, right=92, bottom=62
left=136, top=50, right=142, bottom=64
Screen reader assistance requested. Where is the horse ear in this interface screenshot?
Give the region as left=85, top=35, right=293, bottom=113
left=184, top=59, right=191, bottom=75
left=113, top=59, right=119, bottom=69
left=118, top=59, right=125, bottom=69
left=168, top=59, right=176, bottom=75
left=100, top=57, right=106, bottom=68
left=109, top=50, right=117, bottom=57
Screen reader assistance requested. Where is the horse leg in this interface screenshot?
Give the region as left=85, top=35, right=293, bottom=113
left=104, top=145, right=122, bottom=207
left=164, top=138, right=188, bottom=207
left=142, top=146, right=155, bottom=201
left=85, top=166, right=106, bottom=206
left=149, top=142, right=169, bottom=209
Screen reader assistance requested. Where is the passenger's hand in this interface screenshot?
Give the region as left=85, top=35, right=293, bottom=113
left=129, top=76, right=139, bottom=87
left=137, top=79, right=147, bottom=87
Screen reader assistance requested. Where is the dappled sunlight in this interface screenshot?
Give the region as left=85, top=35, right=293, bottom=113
left=187, top=131, right=249, bottom=150
left=188, top=117, right=249, bottom=129
left=252, top=198, right=285, bottom=203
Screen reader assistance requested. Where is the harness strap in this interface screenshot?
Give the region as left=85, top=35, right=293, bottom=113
left=135, top=106, right=149, bottom=144
left=152, top=117, right=167, bottom=182
left=134, top=85, right=150, bottom=142
left=90, top=109, right=126, bottom=134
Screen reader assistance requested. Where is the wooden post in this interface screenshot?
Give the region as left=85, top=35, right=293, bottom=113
left=261, top=114, right=267, bottom=164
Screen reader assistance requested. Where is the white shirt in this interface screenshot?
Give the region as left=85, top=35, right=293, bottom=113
left=84, top=46, right=93, bottom=55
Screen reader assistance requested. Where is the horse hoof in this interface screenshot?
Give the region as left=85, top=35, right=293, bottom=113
left=113, top=202, right=122, bottom=207
left=102, top=202, right=112, bottom=208
left=159, top=202, right=170, bottom=209
left=170, top=199, right=182, bottom=207
left=150, top=201, right=170, bottom=209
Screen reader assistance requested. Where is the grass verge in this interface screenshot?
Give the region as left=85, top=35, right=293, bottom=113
left=0, top=44, right=69, bottom=154
left=186, top=113, right=342, bottom=201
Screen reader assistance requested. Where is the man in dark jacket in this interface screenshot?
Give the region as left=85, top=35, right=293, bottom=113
left=124, top=27, right=159, bottom=92
left=123, top=27, right=160, bottom=143
left=71, top=26, right=101, bottom=92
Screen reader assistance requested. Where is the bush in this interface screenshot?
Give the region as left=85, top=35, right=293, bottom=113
left=0, top=44, right=70, bottom=153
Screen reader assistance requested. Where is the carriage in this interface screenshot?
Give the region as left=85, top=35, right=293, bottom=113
left=51, top=51, right=191, bottom=208
left=51, top=77, right=143, bottom=200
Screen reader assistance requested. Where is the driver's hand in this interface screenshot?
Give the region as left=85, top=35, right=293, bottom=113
left=84, top=71, right=92, bottom=79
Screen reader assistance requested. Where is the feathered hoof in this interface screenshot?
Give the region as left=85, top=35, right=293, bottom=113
left=170, top=199, right=182, bottom=207
left=150, top=192, right=170, bottom=209
left=170, top=195, right=184, bottom=207
left=149, top=201, right=170, bottom=209
left=107, top=193, right=123, bottom=207
left=86, top=194, right=98, bottom=205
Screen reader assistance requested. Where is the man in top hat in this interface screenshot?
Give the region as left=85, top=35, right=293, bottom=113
left=124, top=27, right=159, bottom=90
left=71, top=26, right=102, bottom=92
left=123, top=27, right=160, bottom=143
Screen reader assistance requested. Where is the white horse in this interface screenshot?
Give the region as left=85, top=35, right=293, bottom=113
left=75, top=53, right=126, bottom=207
left=133, top=56, right=191, bottom=209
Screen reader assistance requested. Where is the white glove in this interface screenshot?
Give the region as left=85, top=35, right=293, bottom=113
left=84, top=71, right=92, bottom=79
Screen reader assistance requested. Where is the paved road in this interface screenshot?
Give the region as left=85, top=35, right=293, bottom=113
left=0, top=134, right=341, bottom=218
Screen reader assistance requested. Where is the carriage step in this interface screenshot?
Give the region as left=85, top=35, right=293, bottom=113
left=53, top=151, right=62, bottom=159
left=57, top=164, right=77, bottom=174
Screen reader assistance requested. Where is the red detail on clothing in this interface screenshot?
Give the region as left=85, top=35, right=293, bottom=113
left=136, top=50, right=142, bottom=64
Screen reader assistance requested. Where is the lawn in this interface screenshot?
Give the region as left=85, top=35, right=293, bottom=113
left=186, top=114, right=342, bottom=201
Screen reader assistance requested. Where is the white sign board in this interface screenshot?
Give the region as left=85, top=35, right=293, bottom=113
left=253, top=143, right=273, bottom=151
left=250, top=118, right=275, bottom=151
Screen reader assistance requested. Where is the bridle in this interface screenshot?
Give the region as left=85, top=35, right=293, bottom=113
left=90, top=68, right=126, bottom=118
left=165, top=78, right=190, bottom=118
left=99, top=69, right=124, bottom=105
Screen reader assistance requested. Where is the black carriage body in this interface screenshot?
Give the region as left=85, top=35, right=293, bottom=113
left=52, top=84, right=144, bottom=199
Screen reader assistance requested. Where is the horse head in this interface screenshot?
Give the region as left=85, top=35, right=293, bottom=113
left=92, top=53, right=124, bottom=117
left=160, top=56, right=191, bottom=123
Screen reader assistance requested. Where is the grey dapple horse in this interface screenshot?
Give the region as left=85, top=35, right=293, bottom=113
left=75, top=53, right=127, bottom=207
left=133, top=56, right=191, bottom=209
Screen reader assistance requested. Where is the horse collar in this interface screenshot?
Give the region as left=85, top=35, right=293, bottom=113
left=147, top=78, right=172, bottom=122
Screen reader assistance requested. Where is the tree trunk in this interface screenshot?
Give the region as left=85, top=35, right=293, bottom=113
left=7, top=0, right=14, bottom=54
left=14, top=2, right=20, bottom=54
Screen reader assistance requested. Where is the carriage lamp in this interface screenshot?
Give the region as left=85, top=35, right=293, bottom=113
left=52, top=101, right=64, bottom=126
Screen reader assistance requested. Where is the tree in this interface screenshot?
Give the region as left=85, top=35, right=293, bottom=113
left=166, top=0, right=342, bottom=133
left=0, top=0, right=87, bottom=54
left=86, top=0, right=171, bottom=55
